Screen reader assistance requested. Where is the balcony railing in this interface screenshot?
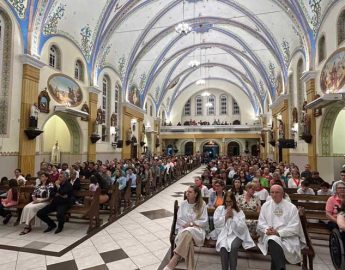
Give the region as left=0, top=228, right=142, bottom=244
left=160, top=124, right=262, bottom=133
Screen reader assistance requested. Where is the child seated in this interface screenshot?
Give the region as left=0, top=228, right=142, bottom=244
left=0, top=179, right=18, bottom=224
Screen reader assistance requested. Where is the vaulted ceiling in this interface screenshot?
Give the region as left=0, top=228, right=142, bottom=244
left=5, top=0, right=337, bottom=116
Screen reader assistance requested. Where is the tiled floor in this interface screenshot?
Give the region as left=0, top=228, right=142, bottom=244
left=0, top=166, right=336, bottom=270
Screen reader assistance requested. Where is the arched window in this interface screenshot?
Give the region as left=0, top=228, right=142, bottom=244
left=184, top=99, right=191, bottom=116
left=318, top=35, right=326, bottom=63
left=220, top=95, right=227, bottom=115
left=297, top=58, right=304, bottom=112
left=48, top=45, right=61, bottom=70
left=102, top=75, right=110, bottom=142
left=337, top=10, right=345, bottom=45
left=232, top=99, right=240, bottom=115
left=195, top=96, right=202, bottom=116
left=74, top=60, right=84, bottom=81
left=207, top=95, right=215, bottom=115
left=0, top=12, right=12, bottom=135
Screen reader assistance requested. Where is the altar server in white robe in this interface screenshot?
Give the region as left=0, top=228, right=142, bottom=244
left=210, top=191, right=255, bottom=270
left=164, top=185, right=208, bottom=270
left=257, top=185, right=306, bottom=270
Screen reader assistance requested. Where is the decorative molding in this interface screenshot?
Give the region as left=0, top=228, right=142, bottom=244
left=87, top=86, right=102, bottom=95
left=271, top=94, right=289, bottom=115
left=301, top=71, right=318, bottom=83
left=43, top=3, right=66, bottom=35
left=19, top=54, right=45, bottom=69
left=8, top=0, right=27, bottom=19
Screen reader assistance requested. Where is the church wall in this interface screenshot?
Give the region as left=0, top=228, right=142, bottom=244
left=288, top=51, right=308, bottom=164
left=0, top=3, right=24, bottom=177
left=35, top=36, right=90, bottom=168
left=96, top=67, right=122, bottom=160
left=169, top=83, right=255, bottom=125
left=143, top=97, right=157, bottom=154
left=333, top=109, right=345, bottom=154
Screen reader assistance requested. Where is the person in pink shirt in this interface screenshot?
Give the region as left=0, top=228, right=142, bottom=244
left=0, top=179, right=19, bottom=224
left=326, top=181, right=345, bottom=230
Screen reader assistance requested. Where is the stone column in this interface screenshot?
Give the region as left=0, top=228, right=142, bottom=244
left=18, top=55, right=45, bottom=175
left=87, top=86, right=101, bottom=162
left=302, top=71, right=318, bottom=170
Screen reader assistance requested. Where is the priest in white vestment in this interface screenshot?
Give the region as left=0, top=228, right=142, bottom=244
left=257, top=185, right=306, bottom=270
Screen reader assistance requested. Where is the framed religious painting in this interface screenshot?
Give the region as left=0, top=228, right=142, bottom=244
left=38, top=88, right=50, bottom=113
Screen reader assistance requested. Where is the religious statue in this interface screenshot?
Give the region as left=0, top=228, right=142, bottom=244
left=51, top=141, right=61, bottom=165
left=29, top=103, right=39, bottom=128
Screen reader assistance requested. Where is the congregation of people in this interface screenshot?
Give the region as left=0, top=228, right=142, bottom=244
left=165, top=156, right=345, bottom=270
left=0, top=155, right=198, bottom=235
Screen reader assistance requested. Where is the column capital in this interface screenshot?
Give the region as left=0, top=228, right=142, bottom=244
left=301, top=71, right=318, bottom=83
left=88, top=86, right=102, bottom=95
left=20, top=54, right=45, bottom=69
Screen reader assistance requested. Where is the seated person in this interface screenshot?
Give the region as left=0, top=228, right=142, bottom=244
left=336, top=201, right=345, bottom=244
left=257, top=185, right=306, bottom=270
left=164, top=186, right=208, bottom=270
left=230, top=179, right=246, bottom=200
left=252, top=177, right=269, bottom=201
left=210, top=191, right=255, bottom=270
left=37, top=172, right=73, bottom=234
left=317, top=182, right=332, bottom=195
left=326, top=181, right=345, bottom=231
left=0, top=179, right=18, bottom=224
left=194, top=176, right=209, bottom=197
left=89, top=175, right=109, bottom=204
left=208, top=179, right=225, bottom=208
left=19, top=173, right=53, bottom=235
left=297, top=180, right=315, bottom=195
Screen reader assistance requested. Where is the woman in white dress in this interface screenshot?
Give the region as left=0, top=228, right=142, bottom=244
left=164, top=185, right=208, bottom=270
left=19, top=173, right=53, bottom=235
left=211, top=191, right=255, bottom=270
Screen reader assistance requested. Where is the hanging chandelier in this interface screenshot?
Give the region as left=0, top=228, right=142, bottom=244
left=175, top=22, right=192, bottom=35
left=188, top=60, right=200, bottom=68
left=196, top=79, right=206, bottom=85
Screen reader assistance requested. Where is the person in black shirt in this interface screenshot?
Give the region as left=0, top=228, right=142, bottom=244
left=37, top=171, right=73, bottom=234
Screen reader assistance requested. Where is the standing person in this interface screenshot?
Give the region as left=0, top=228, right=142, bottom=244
left=164, top=186, right=208, bottom=270
left=37, top=172, right=73, bottom=234
left=0, top=179, right=18, bottom=224
left=211, top=191, right=255, bottom=270
left=257, top=185, right=306, bottom=270
left=19, top=173, right=53, bottom=234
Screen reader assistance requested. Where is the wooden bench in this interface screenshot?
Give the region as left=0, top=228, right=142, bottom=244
left=289, top=193, right=331, bottom=238
left=66, top=187, right=101, bottom=233
left=169, top=200, right=314, bottom=270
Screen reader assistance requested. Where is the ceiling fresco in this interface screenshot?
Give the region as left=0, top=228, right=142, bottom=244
left=4, top=0, right=337, bottom=115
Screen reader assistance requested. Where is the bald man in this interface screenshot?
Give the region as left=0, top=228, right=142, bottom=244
left=257, top=185, right=306, bottom=270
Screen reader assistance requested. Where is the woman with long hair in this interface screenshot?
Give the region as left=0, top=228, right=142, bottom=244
left=230, top=179, right=245, bottom=199
left=164, top=185, right=208, bottom=270
left=211, top=191, right=255, bottom=270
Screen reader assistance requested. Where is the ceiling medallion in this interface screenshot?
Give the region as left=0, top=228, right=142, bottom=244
left=175, top=22, right=192, bottom=35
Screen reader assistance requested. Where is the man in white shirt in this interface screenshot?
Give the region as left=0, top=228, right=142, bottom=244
left=194, top=176, right=209, bottom=197
left=252, top=177, right=269, bottom=201
left=257, top=185, right=305, bottom=270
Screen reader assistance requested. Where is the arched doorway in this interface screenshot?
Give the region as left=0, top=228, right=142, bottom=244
left=251, top=144, right=259, bottom=156
left=227, top=141, right=240, bottom=156
left=41, top=114, right=82, bottom=165
left=184, top=142, right=194, bottom=155
left=203, top=141, right=219, bottom=159
left=233, top=120, right=241, bottom=125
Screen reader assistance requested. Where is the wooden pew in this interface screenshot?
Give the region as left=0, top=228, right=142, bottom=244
left=169, top=200, right=314, bottom=270
left=289, top=193, right=331, bottom=237
left=67, top=187, right=101, bottom=233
